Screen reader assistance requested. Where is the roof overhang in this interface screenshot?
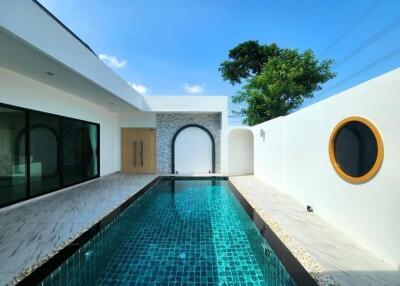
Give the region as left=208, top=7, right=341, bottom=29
left=0, top=0, right=145, bottom=112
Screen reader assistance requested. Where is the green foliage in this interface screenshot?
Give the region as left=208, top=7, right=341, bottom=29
left=219, top=41, right=336, bottom=125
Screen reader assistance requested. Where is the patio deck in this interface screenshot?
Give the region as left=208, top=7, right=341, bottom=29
left=1, top=174, right=399, bottom=286
left=229, top=175, right=400, bottom=286
left=0, top=173, right=157, bottom=285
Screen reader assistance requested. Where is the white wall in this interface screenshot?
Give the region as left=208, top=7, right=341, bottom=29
left=252, top=68, right=400, bottom=268
left=252, top=118, right=285, bottom=190
left=175, top=127, right=213, bottom=174
left=0, top=67, right=119, bottom=176
left=228, top=128, right=254, bottom=176
left=118, top=112, right=156, bottom=128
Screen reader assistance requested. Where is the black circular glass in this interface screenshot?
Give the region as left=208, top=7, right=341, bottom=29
left=334, top=121, right=378, bottom=178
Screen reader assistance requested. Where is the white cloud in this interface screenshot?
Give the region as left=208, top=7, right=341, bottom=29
left=128, top=82, right=148, bottom=95
left=184, top=83, right=204, bottom=94
left=98, top=54, right=127, bottom=68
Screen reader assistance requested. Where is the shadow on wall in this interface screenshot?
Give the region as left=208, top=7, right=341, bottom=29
left=228, top=128, right=254, bottom=176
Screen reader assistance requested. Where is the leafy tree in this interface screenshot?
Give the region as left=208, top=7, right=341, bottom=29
left=219, top=41, right=336, bottom=125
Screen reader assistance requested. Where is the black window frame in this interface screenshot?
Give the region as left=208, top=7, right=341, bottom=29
left=0, top=102, right=100, bottom=208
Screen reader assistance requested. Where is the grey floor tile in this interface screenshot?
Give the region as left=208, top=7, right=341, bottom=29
left=0, top=173, right=156, bottom=285
left=230, top=175, right=400, bottom=286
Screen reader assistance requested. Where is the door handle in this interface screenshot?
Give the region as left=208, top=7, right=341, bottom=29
left=140, top=141, right=144, bottom=167
left=133, top=141, right=137, bottom=166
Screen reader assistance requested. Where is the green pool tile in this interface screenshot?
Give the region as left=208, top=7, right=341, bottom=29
left=39, top=179, right=296, bottom=286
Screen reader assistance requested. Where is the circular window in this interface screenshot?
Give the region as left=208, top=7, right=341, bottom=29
left=329, top=116, right=383, bottom=184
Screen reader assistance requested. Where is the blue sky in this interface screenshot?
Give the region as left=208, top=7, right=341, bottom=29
left=39, top=0, right=400, bottom=125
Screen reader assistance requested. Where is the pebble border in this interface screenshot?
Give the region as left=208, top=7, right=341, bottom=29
left=229, top=179, right=339, bottom=286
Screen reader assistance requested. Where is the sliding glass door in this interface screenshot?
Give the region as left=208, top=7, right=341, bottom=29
left=0, top=103, right=100, bottom=207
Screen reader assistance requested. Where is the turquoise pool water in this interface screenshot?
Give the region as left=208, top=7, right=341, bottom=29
left=39, top=178, right=296, bottom=286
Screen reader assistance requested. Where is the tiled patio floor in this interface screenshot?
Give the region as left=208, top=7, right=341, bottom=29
left=229, top=175, right=400, bottom=286
left=0, top=173, right=156, bottom=285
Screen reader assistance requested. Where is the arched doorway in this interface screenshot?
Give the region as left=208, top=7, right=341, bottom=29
left=228, top=128, right=254, bottom=175
left=172, top=124, right=215, bottom=174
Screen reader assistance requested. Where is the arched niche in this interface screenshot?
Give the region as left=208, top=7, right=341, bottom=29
left=171, top=124, right=215, bottom=174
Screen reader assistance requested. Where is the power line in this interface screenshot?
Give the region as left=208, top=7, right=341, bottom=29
left=334, top=14, right=400, bottom=68
left=318, top=48, right=400, bottom=96
left=318, top=0, right=383, bottom=58
left=313, top=8, right=400, bottom=100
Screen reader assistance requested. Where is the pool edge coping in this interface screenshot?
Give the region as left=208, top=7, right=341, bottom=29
left=227, top=180, right=321, bottom=286
left=12, top=175, right=320, bottom=286
left=228, top=178, right=341, bottom=286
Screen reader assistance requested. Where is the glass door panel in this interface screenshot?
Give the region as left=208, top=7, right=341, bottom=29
left=0, top=106, right=27, bottom=206
left=83, top=123, right=99, bottom=179
left=62, top=119, right=83, bottom=186
left=29, top=112, right=61, bottom=195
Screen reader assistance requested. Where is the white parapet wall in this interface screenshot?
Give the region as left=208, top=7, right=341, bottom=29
left=252, top=67, right=400, bottom=268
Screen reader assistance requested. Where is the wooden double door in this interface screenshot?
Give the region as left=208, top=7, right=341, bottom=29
left=121, top=128, right=156, bottom=173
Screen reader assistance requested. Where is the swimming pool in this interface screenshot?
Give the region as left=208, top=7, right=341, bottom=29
left=30, top=178, right=304, bottom=285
